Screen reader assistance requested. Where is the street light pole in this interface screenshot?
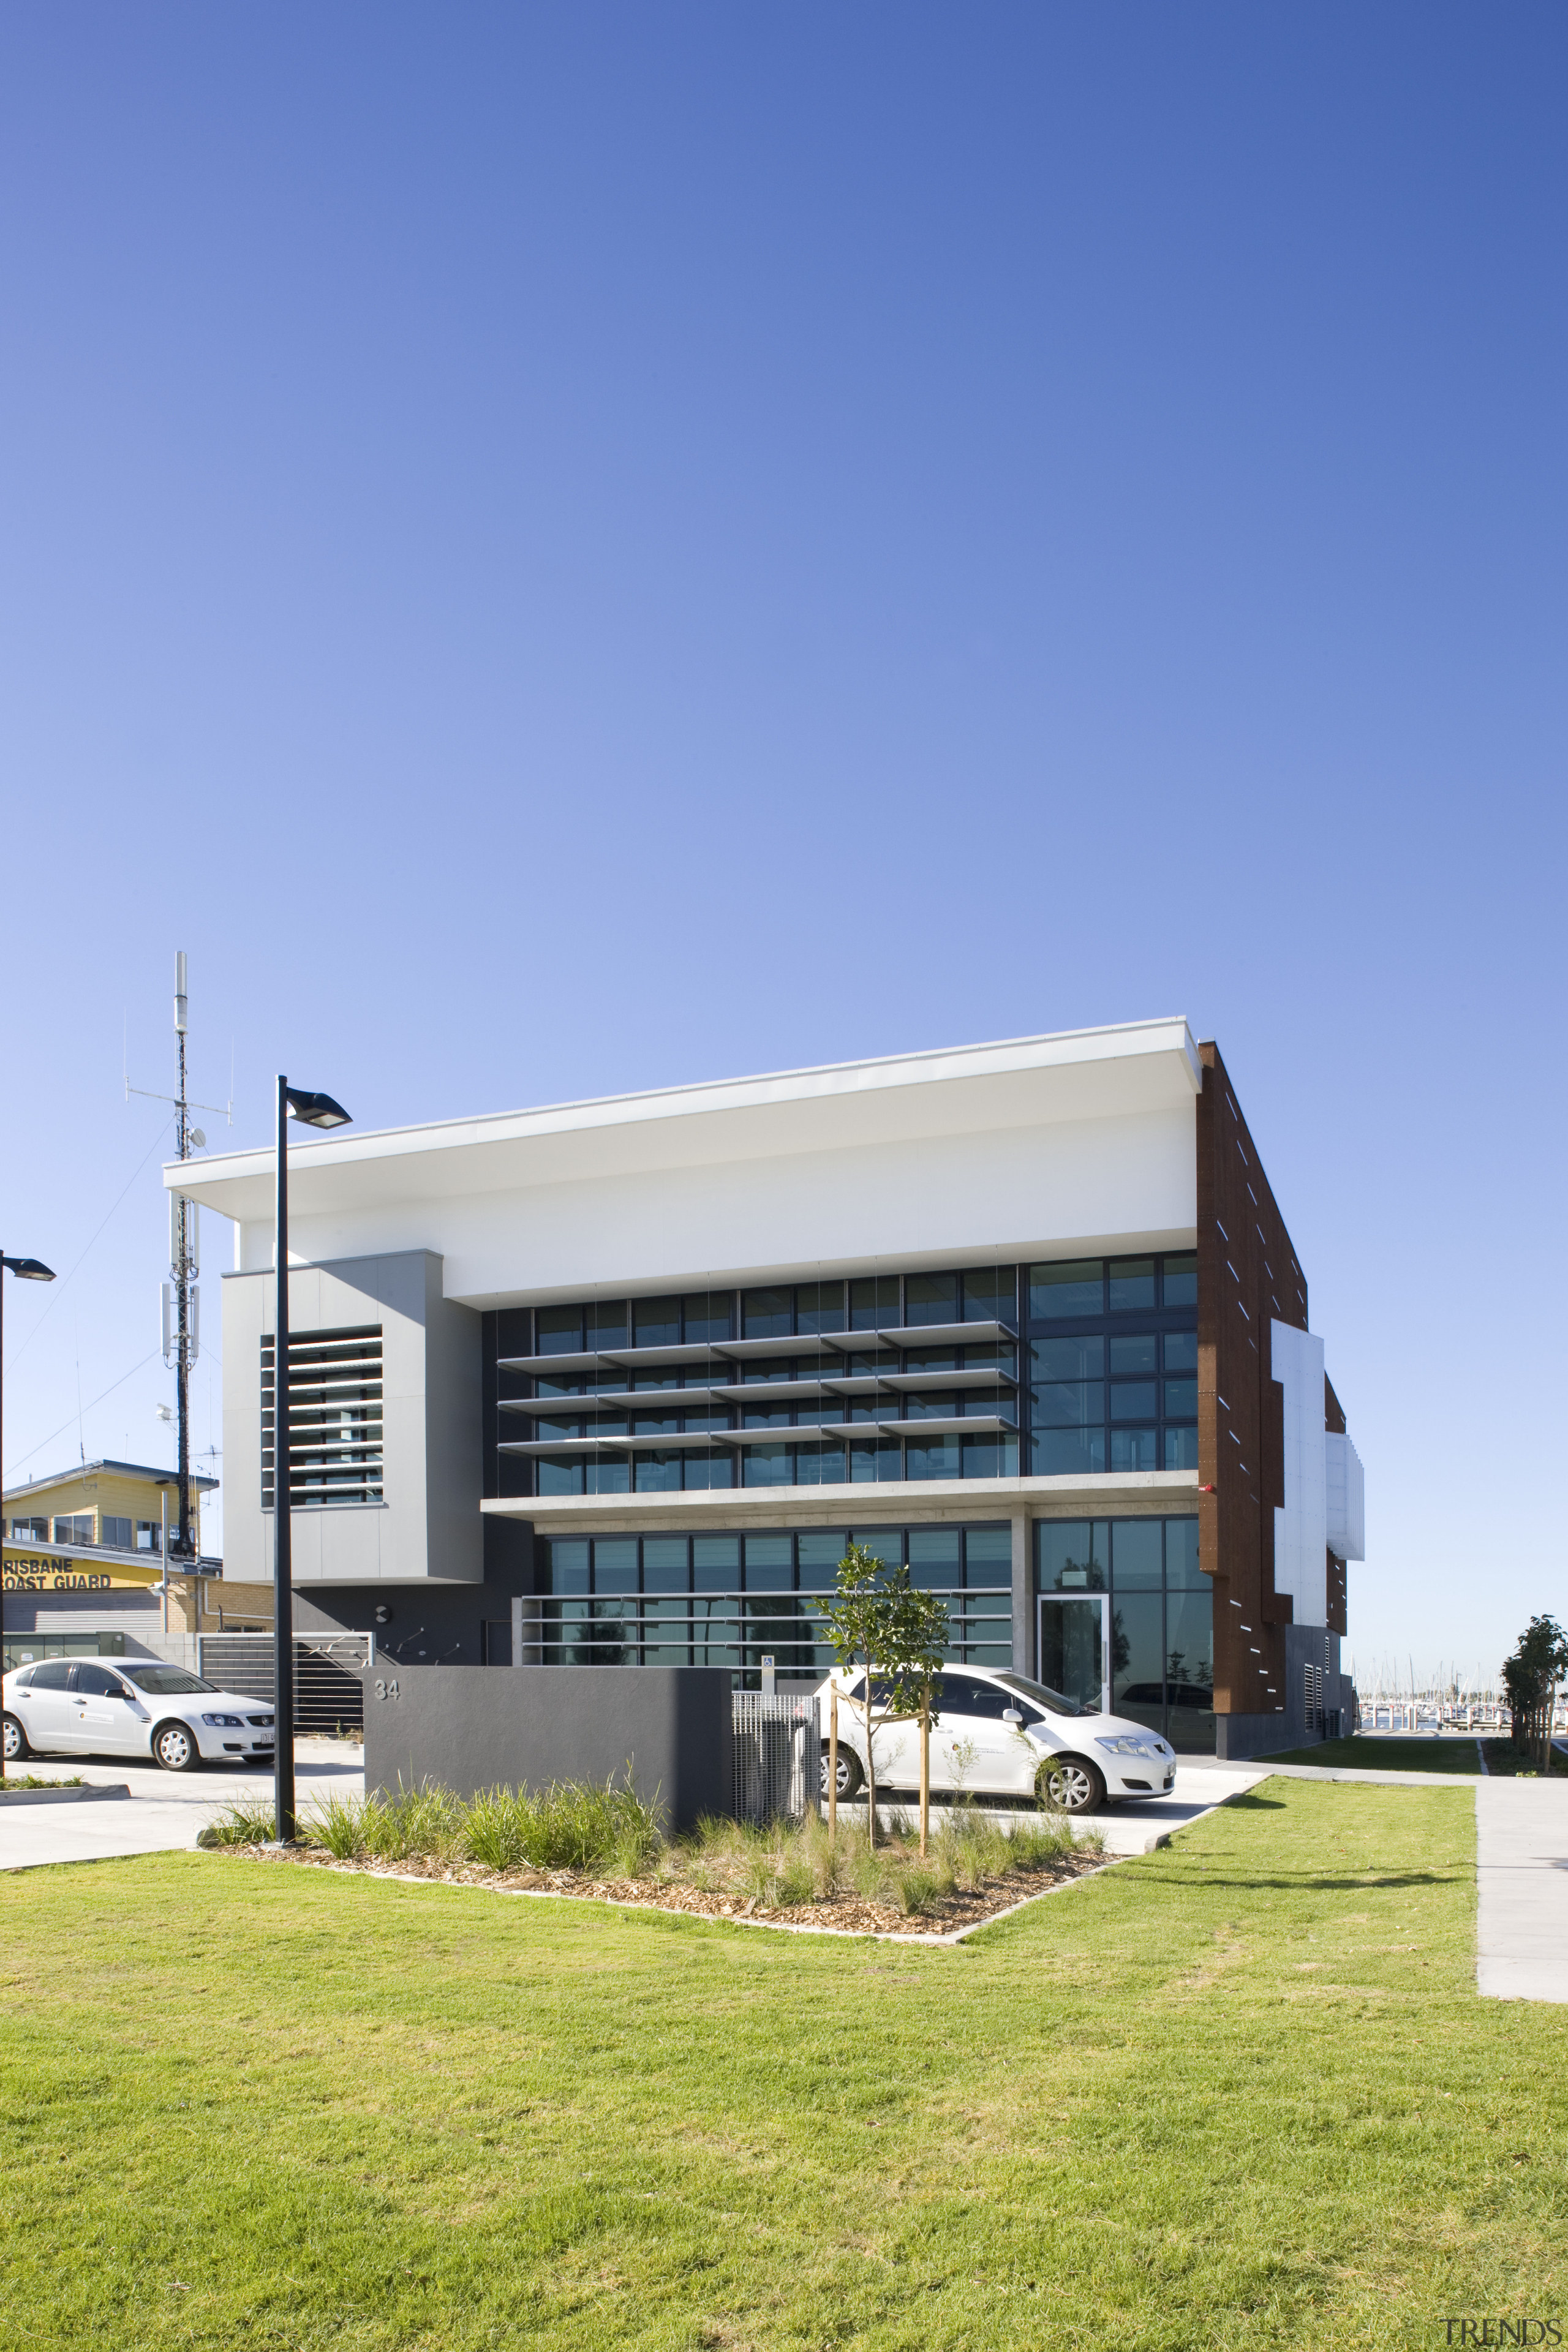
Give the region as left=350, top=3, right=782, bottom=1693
left=273, top=1076, right=293, bottom=1839
left=0, top=1253, right=58, bottom=1782
left=271, top=1078, right=352, bottom=1844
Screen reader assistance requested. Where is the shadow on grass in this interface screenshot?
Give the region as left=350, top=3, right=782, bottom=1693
left=1142, top=1866, right=1462, bottom=1890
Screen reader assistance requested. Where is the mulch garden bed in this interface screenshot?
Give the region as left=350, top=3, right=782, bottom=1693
left=224, top=1841, right=1109, bottom=1938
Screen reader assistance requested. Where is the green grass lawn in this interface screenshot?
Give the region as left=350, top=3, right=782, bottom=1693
left=1260, top=1736, right=1482, bottom=1773
left=3, top=1779, right=1564, bottom=2350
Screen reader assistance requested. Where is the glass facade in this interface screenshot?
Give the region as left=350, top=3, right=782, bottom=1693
left=494, top=1253, right=1197, bottom=1498
left=496, top=1261, right=1194, bottom=1496
left=533, top=1523, right=1014, bottom=1683
left=1028, top=1254, right=1197, bottom=1474
left=1035, top=1516, right=1212, bottom=1752
left=497, top=1267, right=1023, bottom=1497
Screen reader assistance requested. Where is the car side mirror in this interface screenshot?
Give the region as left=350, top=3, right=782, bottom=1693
left=1001, top=1708, right=1023, bottom=1726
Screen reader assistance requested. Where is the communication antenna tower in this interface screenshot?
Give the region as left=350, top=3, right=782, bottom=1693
left=127, top=952, right=232, bottom=1563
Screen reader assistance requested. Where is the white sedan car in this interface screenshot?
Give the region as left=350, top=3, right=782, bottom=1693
left=2, top=1658, right=276, bottom=1773
left=816, top=1662, right=1176, bottom=1813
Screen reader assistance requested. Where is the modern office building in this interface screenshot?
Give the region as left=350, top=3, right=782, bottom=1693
left=175, top=1020, right=1365, bottom=1758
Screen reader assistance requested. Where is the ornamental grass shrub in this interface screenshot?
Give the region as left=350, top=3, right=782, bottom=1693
left=209, top=1776, right=1086, bottom=1910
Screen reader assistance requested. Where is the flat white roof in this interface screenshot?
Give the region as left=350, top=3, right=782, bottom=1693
left=168, top=1020, right=1202, bottom=1230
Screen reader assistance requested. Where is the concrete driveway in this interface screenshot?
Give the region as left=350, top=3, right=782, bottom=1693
left=0, top=1740, right=364, bottom=1871
left=851, top=1758, right=1269, bottom=1853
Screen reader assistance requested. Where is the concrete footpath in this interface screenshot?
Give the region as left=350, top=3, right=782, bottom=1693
left=0, top=1741, right=364, bottom=1871
left=1242, top=1753, right=1568, bottom=2005
left=1476, top=1777, right=1568, bottom=2004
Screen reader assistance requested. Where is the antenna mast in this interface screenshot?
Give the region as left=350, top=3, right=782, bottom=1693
left=168, top=953, right=198, bottom=1562
left=129, top=956, right=229, bottom=1569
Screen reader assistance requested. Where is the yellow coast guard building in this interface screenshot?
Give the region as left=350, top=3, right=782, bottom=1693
left=1, top=1458, right=270, bottom=1670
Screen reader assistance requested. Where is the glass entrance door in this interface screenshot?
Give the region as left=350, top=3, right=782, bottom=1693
left=1036, top=1594, right=1107, bottom=1714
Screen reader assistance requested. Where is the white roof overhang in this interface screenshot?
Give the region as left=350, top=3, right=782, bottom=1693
left=165, top=1019, right=1202, bottom=1229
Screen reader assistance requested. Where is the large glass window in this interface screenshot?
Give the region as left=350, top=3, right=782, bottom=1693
left=963, top=1268, right=1016, bottom=1324
left=1027, top=1256, right=1197, bottom=1477
left=683, top=1292, right=734, bottom=1344
left=587, top=1303, right=628, bottom=1351
left=905, top=1272, right=957, bottom=1326
left=507, top=1253, right=1213, bottom=1501
left=534, top=1522, right=1014, bottom=1681
left=537, top=1306, right=582, bottom=1355
left=850, top=1276, right=899, bottom=1330
left=1163, top=1253, right=1198, bottom=1309
left=795, top=1282, right=846, bottom=1335
left=1033, top=1516, right=1210, bottom=1751
left=1108, top=1259, right=1156, bottom=1314
left=742, top=1288, right=793, bottom=1339
left=1030, top=1261, right=1104, bottom=1319
left=633, top=1297, right=681, bottom=1349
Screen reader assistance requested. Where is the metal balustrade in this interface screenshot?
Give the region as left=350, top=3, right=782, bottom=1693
left=197, top=1632, right=371, bottom=1733
left=732, top=1694, right=818, bottom=1823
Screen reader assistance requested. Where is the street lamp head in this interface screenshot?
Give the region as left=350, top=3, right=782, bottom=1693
left=284, top=1088, right=352, bottom=1129
left=2, top=1257, right=55, bottom=1281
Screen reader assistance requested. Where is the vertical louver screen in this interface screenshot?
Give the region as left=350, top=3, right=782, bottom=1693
left=262, top=1325, right=384, bottom=1509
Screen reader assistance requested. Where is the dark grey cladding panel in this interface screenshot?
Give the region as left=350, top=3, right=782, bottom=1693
left=361, top=1665, right=734, bottom=1828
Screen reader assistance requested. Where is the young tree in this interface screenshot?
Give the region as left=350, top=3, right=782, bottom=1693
left=1501, top=1615, right=1568, bottom=1775
left=884, top=1580, right=951, bottom=1856
left=814, top=1541, right=916, bottom=1849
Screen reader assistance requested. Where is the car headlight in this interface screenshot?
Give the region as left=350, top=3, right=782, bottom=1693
left=201, top=1713, right=243, bottom=1728
left=1096, top=1735, right=1161, bottom=1757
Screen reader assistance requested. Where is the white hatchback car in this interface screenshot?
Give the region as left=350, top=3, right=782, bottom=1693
left=815, top=1662, right=1176, bottom=1813
left=2, top=1659, right=276, bottom=1773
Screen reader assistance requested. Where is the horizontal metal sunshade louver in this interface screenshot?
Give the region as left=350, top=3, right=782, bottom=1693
left=262, top=1325, right=384, bottom=1509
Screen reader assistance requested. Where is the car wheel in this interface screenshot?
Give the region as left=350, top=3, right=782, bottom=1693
left=153, top=1719, right=201, bottom=1773
left=2, top=1714, right=31, bottom=1763
left=1036, top=1755, right=1105, bottom=1814
left=820, top=1743, right=864, bottom=1801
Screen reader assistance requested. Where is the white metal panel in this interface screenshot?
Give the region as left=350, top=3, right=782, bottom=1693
left=1270, top=1319, right=1328, bottom=1626
left=1324, top=1431, right=1365, bottom=1562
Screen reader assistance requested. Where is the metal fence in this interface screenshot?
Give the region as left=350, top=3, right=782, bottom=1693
left=732, top=1693, right=818, bottom=1823
left=197, top=1633, right=372, bottom=1733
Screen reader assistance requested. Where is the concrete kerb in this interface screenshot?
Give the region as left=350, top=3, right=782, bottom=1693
left=227, top=1842, right=1153, bottom=1945
left=214, top=1787, right=1262, bottom=1945
left=0, top=1784, right=132, bottom=1808
left=1247, top=1762, right=1485, bottom=1789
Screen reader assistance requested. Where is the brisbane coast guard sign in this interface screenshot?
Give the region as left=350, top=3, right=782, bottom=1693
left=1, top=1546, right=159, bottom=1594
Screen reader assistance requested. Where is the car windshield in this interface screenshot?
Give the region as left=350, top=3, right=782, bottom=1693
left=997, top=1669, right=1098, bottom=1719
left=122, top=1665, right=217, bottom=1696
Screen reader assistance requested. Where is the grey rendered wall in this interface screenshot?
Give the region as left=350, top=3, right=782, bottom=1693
left=421, top=1253, right=483, bottom=1582
left=1216, top=1621, right=1343, bottom=1759
left=362, top=1665, right=734, bottom=1828
left=222, top=1248, right=481, bottom=1588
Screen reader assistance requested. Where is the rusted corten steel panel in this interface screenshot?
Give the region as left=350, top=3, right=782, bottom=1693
left=1196, top=1043, right=1310, bottom=1725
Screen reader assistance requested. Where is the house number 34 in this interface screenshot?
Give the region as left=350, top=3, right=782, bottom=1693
left=373, top=1678, right=400, bottom=1701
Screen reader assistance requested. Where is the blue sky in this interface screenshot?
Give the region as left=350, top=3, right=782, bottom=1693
left=1, top=4, right=1562, bottom=1684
